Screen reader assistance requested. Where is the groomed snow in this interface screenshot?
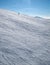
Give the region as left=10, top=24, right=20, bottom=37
left=0, top=9, right=50, bottom=65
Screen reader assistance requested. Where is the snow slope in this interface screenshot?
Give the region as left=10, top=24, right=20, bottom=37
left=0, top=9, right=50, bottom=65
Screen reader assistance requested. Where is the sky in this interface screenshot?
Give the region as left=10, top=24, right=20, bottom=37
left=0, top=0, right=50, bottom=18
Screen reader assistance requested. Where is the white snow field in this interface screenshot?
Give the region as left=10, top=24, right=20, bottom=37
left=0, top=9, right=50, bottom=65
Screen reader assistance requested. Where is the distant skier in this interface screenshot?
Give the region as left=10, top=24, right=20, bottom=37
left=18, top=12, right=20, bottom=15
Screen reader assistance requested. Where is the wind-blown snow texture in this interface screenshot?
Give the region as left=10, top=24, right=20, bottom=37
left=0, top=9, right=50, bottom=65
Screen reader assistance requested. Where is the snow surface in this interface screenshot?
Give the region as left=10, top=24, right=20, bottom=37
left=0, top=9, right=50, bottom=65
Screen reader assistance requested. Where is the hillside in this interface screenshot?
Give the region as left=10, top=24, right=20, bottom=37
left=0, top=9, right=50, bottom=65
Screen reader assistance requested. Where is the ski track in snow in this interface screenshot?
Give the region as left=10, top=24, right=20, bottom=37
left=0, top=9, right=50, bottom=65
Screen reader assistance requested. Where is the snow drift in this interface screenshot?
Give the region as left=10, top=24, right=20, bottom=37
left=0, top=9, right=50, bottom=65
